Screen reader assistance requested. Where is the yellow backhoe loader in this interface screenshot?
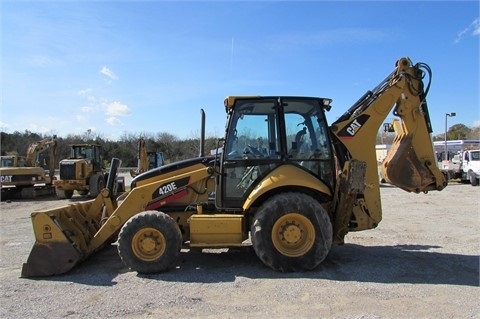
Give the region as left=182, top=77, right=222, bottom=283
left=130, top=137, right=164, bottom=177
left=21, top=57, right=446, bottom=277
left=0, top=136, right=57, bottom=199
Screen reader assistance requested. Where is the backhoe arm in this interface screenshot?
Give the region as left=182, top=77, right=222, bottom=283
left=130, top=137, right=149, bottom=177
left=330, top=57, right=446, bottom=239
left=25, top=137, right=57, bottom=169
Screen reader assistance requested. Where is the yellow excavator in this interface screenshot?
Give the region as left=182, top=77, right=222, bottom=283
left=21, top=57, right=446, bottom=277
left=0, top=136, right=57, bottom=199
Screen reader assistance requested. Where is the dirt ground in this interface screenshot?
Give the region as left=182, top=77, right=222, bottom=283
left=0, top=181, right=478, bottom=319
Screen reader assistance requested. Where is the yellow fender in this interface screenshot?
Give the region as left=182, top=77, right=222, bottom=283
left=243, top=164, right=332, bottom=210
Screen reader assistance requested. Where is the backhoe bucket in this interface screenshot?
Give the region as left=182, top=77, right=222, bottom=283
left=381, top=134, right=446, bottom=193
left=21, top=200, right=103, bottom=278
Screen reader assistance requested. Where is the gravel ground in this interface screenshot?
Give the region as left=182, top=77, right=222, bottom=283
left=0, top=182, right=479, bottom=319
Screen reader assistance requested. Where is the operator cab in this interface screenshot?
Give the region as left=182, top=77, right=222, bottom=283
left=0, top=156, right=15, bottom=167
left=70, top=144, right=103, bottom=171
left=217, top=96, right=336, bottom=208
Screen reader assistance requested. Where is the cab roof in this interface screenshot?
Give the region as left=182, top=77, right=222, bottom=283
left=224, top=96, right=332, bottom=111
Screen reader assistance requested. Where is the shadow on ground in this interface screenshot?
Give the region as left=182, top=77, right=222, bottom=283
left=31, top=242, right=478, bottom=288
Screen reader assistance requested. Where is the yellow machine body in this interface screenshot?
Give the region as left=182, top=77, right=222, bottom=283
left=0, top=137, right=57, bottom=199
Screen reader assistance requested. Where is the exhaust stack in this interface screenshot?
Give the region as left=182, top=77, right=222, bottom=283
left=199, top=108, right=205, bottom=157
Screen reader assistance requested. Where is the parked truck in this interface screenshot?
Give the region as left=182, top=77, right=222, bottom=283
left=442, top=150, right=480, bottom=186
left=434, top=140, right=480, bottom=185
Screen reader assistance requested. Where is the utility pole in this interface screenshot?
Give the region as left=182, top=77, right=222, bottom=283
left=444, top=112, right=456, bottom=161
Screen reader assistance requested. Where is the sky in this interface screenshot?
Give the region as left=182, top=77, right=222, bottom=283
left=1, top=0, right=479, bottom=141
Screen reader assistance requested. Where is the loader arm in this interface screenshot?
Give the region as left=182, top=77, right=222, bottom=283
left=21, top=160, right=215, bottom=277
left=330, top=57, right=446, bottom=240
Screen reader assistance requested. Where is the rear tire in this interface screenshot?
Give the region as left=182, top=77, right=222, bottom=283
left=117, top=211, right=182, bottom=274
left=89, top=174, right=104, bottom=197
left=250, top=192, right=332, bottom=272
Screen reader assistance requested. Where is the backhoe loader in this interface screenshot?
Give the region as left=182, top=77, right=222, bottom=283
left=130, top=137, right=164, bottom=177
left=21, top=57, right=447, bottom=277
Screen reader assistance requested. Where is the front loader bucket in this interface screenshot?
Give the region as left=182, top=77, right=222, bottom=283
left=21, top=240, right=82, bottom=277
left=22, top=158, right=122, bottom=278
left=21, top=200, right=103, bottom=278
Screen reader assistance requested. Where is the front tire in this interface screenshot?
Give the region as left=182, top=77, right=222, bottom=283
left=56, top=188, right=73, bottom=199
left=250, top=192, right=332, bottom=272
left=89, top=174, right=105, bottom=197
left=117, top=211, right=182, bottom=274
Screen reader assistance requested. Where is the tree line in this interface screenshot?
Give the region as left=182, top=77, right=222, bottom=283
left=434, top=123, right=480, bottom=141
left=1, top=123, right=478, bottom=168
left=0, top=130, right=220, bottom=168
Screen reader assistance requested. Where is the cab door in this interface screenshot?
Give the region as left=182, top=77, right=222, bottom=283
left=217, top=98, right=281, bottom=208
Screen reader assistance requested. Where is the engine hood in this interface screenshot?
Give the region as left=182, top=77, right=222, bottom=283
left=130, top=156, right=215, bottom=189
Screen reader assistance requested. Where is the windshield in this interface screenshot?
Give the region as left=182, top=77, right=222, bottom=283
left=72, top=146, right=94, bottom=159
left=225, top=97, right=332, bottom=162
left=470, top=151, right=480, bottom=161
left=1, top=157, right=14, bottom=167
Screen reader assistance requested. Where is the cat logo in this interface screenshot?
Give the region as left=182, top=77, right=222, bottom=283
left=337, top=114, right=370, bottom=139
left=0, top=175, right=13, bottom=183
left=346, top=119, right=362, bottom=136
